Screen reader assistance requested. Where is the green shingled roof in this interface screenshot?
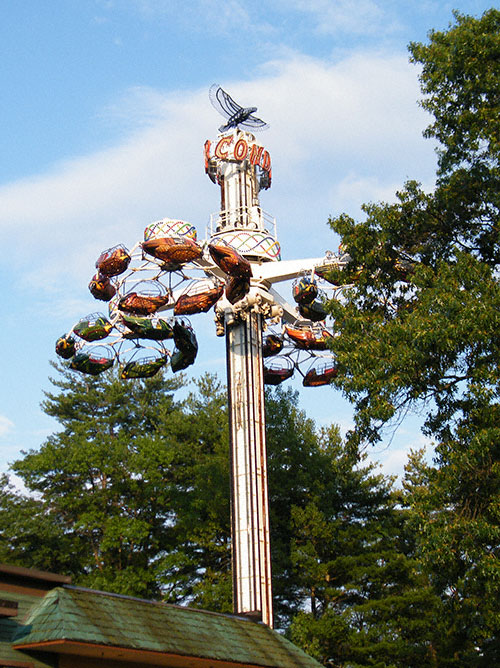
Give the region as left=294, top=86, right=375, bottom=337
left=13, top=586, right=320, bottom=668
left=0, top=590, right=56, bottom=668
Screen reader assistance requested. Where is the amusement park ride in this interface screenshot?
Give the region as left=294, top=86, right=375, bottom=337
left=55, top=85, right=348, bottom=628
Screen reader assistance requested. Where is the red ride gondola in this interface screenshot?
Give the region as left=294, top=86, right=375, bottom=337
left=119, top=292, right=170, bottom=316
left=89, top=274, right=116, bottom=301
left=118, top=281, right=171, bottom=316
left=225, top=275, right=250, bottom=304
left=208, top=243, right=252, bottom=279
left=262, top=334, right=283, bottom=357
left=285, top=325, right=332, bottom=351
left=302, top=361, right=338, bottom=387
left=142, top=237, right=202, bottom=266
left=95, top=245, right=131, bottom=277
left=174, top=282, right=224, bottom=316
left=263, top=359, right=294, bottom=386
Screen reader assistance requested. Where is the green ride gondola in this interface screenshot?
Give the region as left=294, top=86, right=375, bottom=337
left=170, top=320, right=198, bottom=372
left=120, top=355, right=169, bottom=379
left=121, top=314, right=174, bottom=341
left=73, top=314, right=113, bottom=342
left=69, top=352, right=114, bottom=375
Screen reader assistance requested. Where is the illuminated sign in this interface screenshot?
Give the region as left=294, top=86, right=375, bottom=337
left=204, top=134, right=271, bottom=173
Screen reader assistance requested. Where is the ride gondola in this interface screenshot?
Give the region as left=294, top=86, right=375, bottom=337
left=263, top=358, right=294, bottom=386
left=170, top=320, right=198, bottom=372
left=95, top=245, right=131, bottom=277
left=262, top=334, right=283, bottom=357
left=284, top=325, right=333, bottom=351
left=302, top=361, right=338, bottom=387
left=118, top=282, right=171, bottom=316
left=208, top=243, right=252, bottom=279
left=70, top=351, right=114, bottom=375
left=225, top=275, right=251, bottom=304
left=298, top=299, right=328, bottom=322
left=142, top=236, right=203, bottom=267
left=73, top=314, right=113, bottom=342
left=89, top=273, right=116, bottom=301
left=55, top=334, right=76, bottom=359
left=120, top=355, right=169, bottom=379
left=120, top=314, right=174, bottom=340
left=174, top=281, right=224, bottom=316
left=292, top=276, right=318, bottom=305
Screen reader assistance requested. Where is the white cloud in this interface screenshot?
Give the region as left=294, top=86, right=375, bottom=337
left=0, top=50, right=435, bottom=305
left=284, top=0, right=399, bottom=36
left=329, top=173, right=401, bottom=214
left=0, top=416, right=14, bottom=438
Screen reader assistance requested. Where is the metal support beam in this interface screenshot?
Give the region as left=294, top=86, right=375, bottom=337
left=226, top=311, right=273, bottom=627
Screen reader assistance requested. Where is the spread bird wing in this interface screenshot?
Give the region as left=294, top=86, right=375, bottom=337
left=239, top=115, right=270, bottom=132
left=209, top=84, right=242, bottom=118
left=209, top=84, right=270, bottom=132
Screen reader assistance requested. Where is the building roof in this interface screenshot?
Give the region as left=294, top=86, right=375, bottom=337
left=0, top=564, right=69, bottom=668
left=0, top=564, right=71, bottom=588
left=0, top=589, right=56, bottom=668
left=12, top=586, right=321, bottom=668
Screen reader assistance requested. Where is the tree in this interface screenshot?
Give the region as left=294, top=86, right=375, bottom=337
left=1, top=363, right=185, bottom=597
left=325, top=9, right=500, bottom=665
left=287, top=442, right=442, bottom=668
left=0, top=473, right=80, bottom=575
left=1, top=364, right=410, bottom=648
left=265, top=385, right=336, bottom=623
left=156, top=373, right=232, bottom=610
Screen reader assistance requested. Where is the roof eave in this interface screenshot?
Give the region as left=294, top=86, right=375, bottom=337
left=14, top=639, right=276, bottom=668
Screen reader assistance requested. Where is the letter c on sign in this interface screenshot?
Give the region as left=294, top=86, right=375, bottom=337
left=215, top=136, right=233, bottom=159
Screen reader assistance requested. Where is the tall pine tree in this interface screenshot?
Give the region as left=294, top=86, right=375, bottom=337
left=324, top=9, right=500, bottom=665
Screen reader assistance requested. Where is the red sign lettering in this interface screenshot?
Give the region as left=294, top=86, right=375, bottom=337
left=209, top=134, right=271, bottom=173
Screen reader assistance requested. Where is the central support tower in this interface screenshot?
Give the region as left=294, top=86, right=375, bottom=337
left=206, top=126, right=277, bottom=627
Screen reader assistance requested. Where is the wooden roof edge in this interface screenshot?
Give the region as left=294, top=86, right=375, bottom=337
left=13, top=639, right=276, bottom=668
left=0, top=564, right=72, bottom=586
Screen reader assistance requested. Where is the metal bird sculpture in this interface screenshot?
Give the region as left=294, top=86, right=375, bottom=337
left=209, top=84, right=269, bottom=133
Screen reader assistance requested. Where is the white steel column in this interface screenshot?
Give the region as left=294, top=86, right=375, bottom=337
left=226, top=311, right=273, bottom=627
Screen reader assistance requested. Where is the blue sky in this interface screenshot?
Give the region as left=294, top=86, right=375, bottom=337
left=0, top=1, right=494, bottom=484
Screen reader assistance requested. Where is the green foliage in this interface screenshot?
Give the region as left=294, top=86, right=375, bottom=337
left=157, top=372, right=232, bottom=609
left=287, top=443, right=441, bottom=667
left=0, top=474, right=81, bottom=575
left=2, top=363, right=185, bottom=598
left=323, top=9, right=500, bottom=666
left=265, top=385, right=333, bottom=622
left=409, top=9, right=500, bottom=176
left=1, top=364, right=418, bottom=662
left=5, top=13, right=500, bottom=653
